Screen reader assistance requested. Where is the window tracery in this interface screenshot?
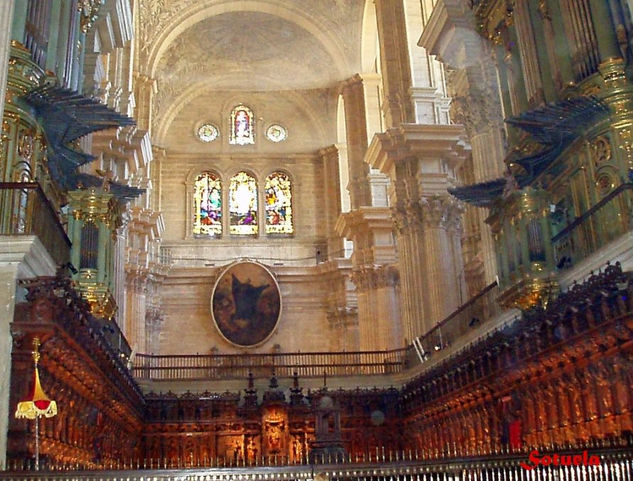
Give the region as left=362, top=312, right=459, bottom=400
left=197, top=123, right=219, bottom=143
left=230, top=105, right=255, bottom=145
left=190, top=170, right=294, bottom=237
left=265, top=124, right=287, bottom=143
left=265, top=171, right=293, bottom=234
left=193, top=171, right=222, bottom=237
left=229, top=171, right=258, bottom=235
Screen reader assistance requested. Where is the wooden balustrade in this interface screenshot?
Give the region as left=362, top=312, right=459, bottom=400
left=0, top=182, right=71, bottom=266
left=7, top=264, right=633, bottom=472
left=402, top=262, right=633, bottom=458
left=133, top=349, right=407, bottom=381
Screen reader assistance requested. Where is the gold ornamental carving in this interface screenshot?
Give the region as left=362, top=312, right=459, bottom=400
left=67, top=188, right=119, bottom=228
left=616, top=126, right=633, bottom=168
left=497, top=276, right=558, bottom=310
left=590, top=136, right=611, bottom=167
left=78, top=0, right=105, bottom=33
left=76, top=283, right=117, bottom=320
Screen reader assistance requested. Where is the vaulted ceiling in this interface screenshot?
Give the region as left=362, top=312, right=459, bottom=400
left=137, top=0, right=367, bottom=148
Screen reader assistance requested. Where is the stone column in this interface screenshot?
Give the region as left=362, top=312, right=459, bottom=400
left=319, top=146, right=344, bottom=259
left=391, top=204, right=427, bottom=341
left=449, top=67, right=506, bottom=288
left=360, top=73, right=392, bottom=208
left=133, top=73, right=155, bottom=132
left=418, top=196, right=465, bottom=323
left=368, top=124, right=467, bottom=338
left=126, top=272, right=148, bottom=352
left=340, top=75, right=372, bottom=209
left=113, top=212, right=131, bottom=333
left=403, top=0, right=451, bottom=125
left=392, top=196, right=466, bottom=338
left=361, top=73, right=384, bottom=140
left=0, top=236, right=55, bottom=469
left=351, top=265, right=401, bottom=350
left=336, top=208, right=401, bottom=350
left=419, top=3, right=507, bottom=290
left=374, top=0, right=415, bottom=127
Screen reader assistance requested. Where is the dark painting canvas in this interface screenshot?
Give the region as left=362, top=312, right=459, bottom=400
left=211, top=261, right=281, bottom=346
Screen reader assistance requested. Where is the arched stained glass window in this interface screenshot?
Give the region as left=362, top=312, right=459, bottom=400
left=229, top=105, right=255, bottom=145
left=193, top=172, right=222, bottom=237
left=265, top=172, right=293, bottom=234
left=229, top=171, right=258, bottom=235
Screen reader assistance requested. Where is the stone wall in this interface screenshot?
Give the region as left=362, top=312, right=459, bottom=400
left=158, top=266, right=340, bottom=355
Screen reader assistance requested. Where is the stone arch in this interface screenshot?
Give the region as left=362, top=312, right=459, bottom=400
left=336, top=94, right=350, bottom=214
left=145, top=1, right=348, bottom=80
left=361, top=0, right=380, bottom=74
left=153, top=81, right=329, bottom=147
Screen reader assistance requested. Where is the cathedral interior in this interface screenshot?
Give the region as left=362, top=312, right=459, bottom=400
left=0, top=0, right=632, bottom=479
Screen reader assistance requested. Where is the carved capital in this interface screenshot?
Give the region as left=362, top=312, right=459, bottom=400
left=327, top=306, right=358, bottom=329
left=419, top=195, right=464, bottom=230
left=450, top=86, right=503, bottom=138
left=351, top=265, right=400, bottom=291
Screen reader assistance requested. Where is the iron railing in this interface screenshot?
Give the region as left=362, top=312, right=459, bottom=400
left=410, top=281, right=501, bottom=364
left=133, top=349, right=407, bottom=381
left=0, top=182, right=71, bottom=266
left=1, top=447, right=631, bottom=481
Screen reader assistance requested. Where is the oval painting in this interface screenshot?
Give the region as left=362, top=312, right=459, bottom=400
left=211, top=261, right=281, bottom=347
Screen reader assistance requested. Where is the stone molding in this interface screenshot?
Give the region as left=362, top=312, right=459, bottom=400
left=350, top=264, right=399, bottom=292
left=391, top=196, right=464, bottom=234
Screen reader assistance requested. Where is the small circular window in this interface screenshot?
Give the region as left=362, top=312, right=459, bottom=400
left=266, top=124, right=287, bottom=143
left=197, top=123, right=219, bottom=142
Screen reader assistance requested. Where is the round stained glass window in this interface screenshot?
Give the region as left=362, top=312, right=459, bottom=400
left=197, top=123, right=219, bottom=142
left=266, top=124, right=287, bottom=143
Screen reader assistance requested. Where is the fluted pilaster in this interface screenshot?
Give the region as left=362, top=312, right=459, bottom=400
left=368, top=124, right=467, bottom=338
left=319, top=145, right=344, bottom=259
left=350, top=265, right=400, bottom=351
left=340, top=75, right=372, bottom=209
left=336, top=207, right=401, bottom=350
left=374, top=0, right=415, bottom=127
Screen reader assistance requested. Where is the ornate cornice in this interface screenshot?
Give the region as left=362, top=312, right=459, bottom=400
left=367, top=124, right=467, bottom=177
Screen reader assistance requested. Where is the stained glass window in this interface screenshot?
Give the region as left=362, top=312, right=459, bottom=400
left=193, top=172, right=222, bottom=237
left=229, top=105, right=255, bottom=145
left=197, top=123, right=219, bottom=142
left=229, top=171, right=258, bottom=235
left=265, top=172, right=293, bottom=234
left=266, top=124, right=287, bottom=142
